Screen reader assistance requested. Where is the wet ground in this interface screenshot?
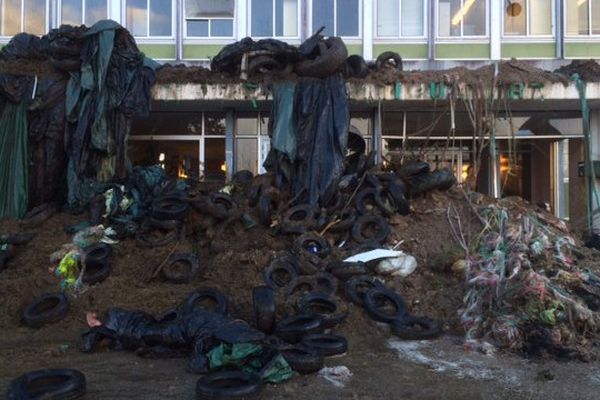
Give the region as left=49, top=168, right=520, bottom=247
left=1, top=328, right=599, bottom=399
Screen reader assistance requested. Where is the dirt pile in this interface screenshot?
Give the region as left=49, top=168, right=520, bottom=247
left=555, top=60, right=600, bottom=83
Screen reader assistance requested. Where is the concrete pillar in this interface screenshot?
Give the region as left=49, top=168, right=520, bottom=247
left=225, top=110, right=235, bottom=180
left=489, top=0, right=501, bottom=60
left=362, top=0, right=373, bottom=60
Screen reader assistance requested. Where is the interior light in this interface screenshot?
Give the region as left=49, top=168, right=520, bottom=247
left=158, top=153, right=165, bottom=162
left=506, top=1, right=523, bottom=17
left=220, top=163, right=227, bottom=172
left=452, top=0, right=476, bottom=26
left=577, top=0, right=587, bottom=6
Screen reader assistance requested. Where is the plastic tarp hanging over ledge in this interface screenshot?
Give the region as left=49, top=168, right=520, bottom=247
left=265, top=74, right=349, bottom=206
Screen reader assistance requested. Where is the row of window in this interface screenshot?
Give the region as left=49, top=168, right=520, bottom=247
left=0, top=0, right=599, bottom=39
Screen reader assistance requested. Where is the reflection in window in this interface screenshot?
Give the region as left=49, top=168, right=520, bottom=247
left=567, top=0, right=600, bottom=35
left=438, top=0, right=486, bottom=37
left=1, top=0, right=47, bottom=36
left=377, top=0, right=425, bottom=37
left=504, top=0, right=552, bottom=36
left=61, top=0, right=107, bottom=26
left=126, top=0, right=172, bottom=37
left=205, top=138, right=226, bottom=181
left=129, top=140, right=200, bottom=180
left=312, top=0, right=359, bottom=37
left=205, top=113, right=226, bottom=135
left=185, top=0, right=234, bottom=37
left=252, top=0, right=298, bottom=37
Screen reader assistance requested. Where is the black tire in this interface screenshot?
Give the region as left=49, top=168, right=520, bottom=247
left=82, top=243, right=112, bottom=266
left=354, top=188, right=378, bottom=215
left=196, top=371, right=261, bottom=399
left=232, top=170, right=254, bottom=187
left=183, top=287, right=228, bottom=315
left=82, top=260, right=111, bottom=285
left=300, top=333, right=348, bottom=357
left=295, top=37, right=348, bottom=78
left=385, top=179, right=410, bottom=215
left=390, top=315, right=442, bottom=340
left=298, top=292, right=348, bottom=328
left=294, top=233, right=330, bottom=259
left=50, top=57, right=80, bottom=72
left=7, top=368, right=86, bottom=400
left=375, top=51, right=403, bottom=71
left=345, top=275, right=385, bottom=306
left=258, top=194, right=276, bottom=227
left=161, top=253, right=200, bottom=284
left=151, top=197, right=189, bottom=221
left=253, top=286, right=276, bottom=334
left=284, top=273, right=338, bottom=297
left=397, top=160, right=430, bottom=178
left=281, top=204, right=315, bottom=235
left=21, top=203, right=55, bottom=228
left=375, top=187, right=398, bottom=217
left=344, top=55, right=369, bottom=78
left=248, top=55, right=282, bottom=74
left=351, top=215, right=390, bottom=244
left=136, top=228, right=179, bottom=248
left=328, top=209, right=356, bottom=233
left=22, top=293, right=69, bottom=329
left=326, top=261, right=368, bottom=280
left=280, top=346, right=324, bottom=374
left=263, top=260, right=299, bottom=290
left=363, top=288, right=407, bottom=323
left=408, top=168, right=457, bottom=198
left=5, top=233, right=35, bottom=245
left=207, top=193, right=238, bottom=219
left=275, top=313, right=324, bottom=344
left=248, top=184, right=262, bottom=208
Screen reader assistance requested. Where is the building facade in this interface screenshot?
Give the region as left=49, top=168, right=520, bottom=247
left=2, top=1, right=600, bottom=226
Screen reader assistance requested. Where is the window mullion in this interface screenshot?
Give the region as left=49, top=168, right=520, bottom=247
left=146, top=0, right=150, bottom=36
left=460, top=0, right=464, bottom=37
left=398, top=0, right=402, bottom=38
left=82, top=0, right=86, bottom=25
left=590, top=0, right=593, bottom=35
left=334, top=0, right=337, bottom=36
left=272, top=0, right=275, bottom=37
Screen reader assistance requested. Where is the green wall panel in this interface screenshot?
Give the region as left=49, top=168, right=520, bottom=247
left=435, top=43, right=489, bottom=59
left=565, top=43, right=600, bottom=58
left=345, top=44, right=362, bottom=56
left=501, top=42, right=556, bottom=59
left=137, top=44, right=176, bottom=60
left=373, top=44, right=428, bottom=60
left=183, top=44, right=225, bottom=60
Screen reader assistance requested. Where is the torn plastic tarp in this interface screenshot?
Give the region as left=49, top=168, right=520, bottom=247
left=82, top=305, right=267, bottom=375
left=0, top=100, right=29, bottom=218
left=265, top=74, right=349, bottom=206
left=270, top=82, right=297, bottom=161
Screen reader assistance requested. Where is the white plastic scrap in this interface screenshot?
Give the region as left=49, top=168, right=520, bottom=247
left=317, top=366, right=353, bottom=388
left=344, top=249, right=418, bottom=277
left=375, top=254, right=418, bottom=277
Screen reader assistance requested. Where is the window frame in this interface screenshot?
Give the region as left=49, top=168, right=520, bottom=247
left=374, top=0, right=428, bottom=40
left=309, top=0, right=362, bottom=39
left=564, top=0, right=600, bottom=37
left=183, top=0, right=236, bottom=39
left=58, top=0, right=109, bottom=27
left=501, top=0, right=555, bottom=39
left=436, top=0, right=490, bottom=40
left=248, top=0, right=301, bottom=39
left=0, top=0, right=50, bottom=37
left=122, top=0, right=176, bottom=39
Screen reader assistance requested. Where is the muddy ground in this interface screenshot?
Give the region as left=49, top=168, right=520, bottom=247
left=1, top=188, right=599, bottom=399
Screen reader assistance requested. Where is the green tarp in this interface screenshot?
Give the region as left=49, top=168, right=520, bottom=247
left=0, top=100, right=28, bottom=218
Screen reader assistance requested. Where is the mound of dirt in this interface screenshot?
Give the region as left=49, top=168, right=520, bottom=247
left=555, top=60, right=600, bottom=83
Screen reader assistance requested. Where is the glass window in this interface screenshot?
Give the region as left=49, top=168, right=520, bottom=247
left=438, top=0, right=486, bottom=37
left=205, top=138, right=226, bottom=181
left=378, top=0, right=425, bottom=37
left=594, top=0, right=600, bottom=34
left=126, top=0, right=172, bottom=37
left=236, top=115, right=258, bottom=135
left=129, top=140, right=201, bottom=180
left=312, top=0, right=359, bottom=37
left=205, top=113, right=226, bottom=136
left=566, top=0, right=600, bottom=35
left=252, top=0, right=298, bottom=37
left=1, top=0, right=47, bottom=36
left=236, top=138, right=259, bottom=175
left=61, top=0, right=107, bottom=26
left=185, top=0, right=234, bottom=37
left=504, top=0, right=552, bottom=36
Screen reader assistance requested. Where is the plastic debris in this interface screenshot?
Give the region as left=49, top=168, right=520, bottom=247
left=344, top=249, right=403, bottom=263
left=317, top=366, right=353, bottom=388
left=375, top=254, right=418, bottom=277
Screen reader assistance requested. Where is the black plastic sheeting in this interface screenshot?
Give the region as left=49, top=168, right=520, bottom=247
left=0, top=21, right=158, bottom=211
left=82, top=306, right=265, bottom=374
left=265, top=74, right=349, bottom=207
